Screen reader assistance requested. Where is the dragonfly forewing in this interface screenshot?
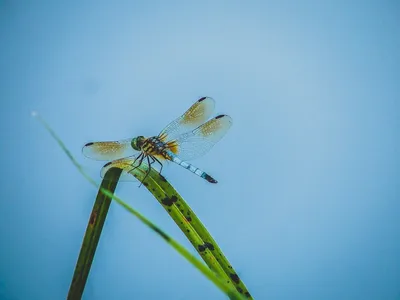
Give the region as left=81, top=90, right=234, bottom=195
left=82, top=139, right=137, bottom=161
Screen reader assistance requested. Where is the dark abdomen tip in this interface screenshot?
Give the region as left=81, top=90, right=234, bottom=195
left=198, top=97, right=207, bottom=102
left=204, top=174, right=218, bottom=184
left=85, top=142, right=94, bottom=146
left=215, top=114, right=226, bottom=119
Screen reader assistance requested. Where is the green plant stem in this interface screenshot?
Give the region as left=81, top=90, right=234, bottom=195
left=141, top=168, right=253, bottom=299
left=67, top=168, right=122, bottom=299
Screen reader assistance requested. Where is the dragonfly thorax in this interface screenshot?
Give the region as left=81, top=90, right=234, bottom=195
left=143, top=136, right=169, bottom=156
left=131, top=136, right=145, bottom=151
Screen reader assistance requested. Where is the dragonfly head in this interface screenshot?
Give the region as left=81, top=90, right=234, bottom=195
left=131, top=136, right=145, bottom=151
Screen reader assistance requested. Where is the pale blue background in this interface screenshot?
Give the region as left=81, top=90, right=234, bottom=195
left=0, top=1, right=399, bottom=299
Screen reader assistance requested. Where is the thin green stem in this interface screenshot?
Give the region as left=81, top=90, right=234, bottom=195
left=68, top=168, right=122, bottom=299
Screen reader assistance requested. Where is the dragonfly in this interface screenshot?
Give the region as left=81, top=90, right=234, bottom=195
left=82, top=97, right=232, bottom=184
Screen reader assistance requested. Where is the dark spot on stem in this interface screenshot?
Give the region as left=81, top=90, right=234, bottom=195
left=204, top=242, right=214, bottom=251
left=198, top=244, right=207, bottom=252
left=230, top=273, right=240, bottom=284
left=89, top=212, right=97, bottom=226
left=161, top=196, right=177, bottom=206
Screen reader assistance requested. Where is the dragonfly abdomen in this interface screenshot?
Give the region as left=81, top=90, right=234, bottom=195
left=166, top=151, right=217, bottom=183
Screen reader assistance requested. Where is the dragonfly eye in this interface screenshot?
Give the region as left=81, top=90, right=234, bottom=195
left=131, top=136, right=145, bottom=150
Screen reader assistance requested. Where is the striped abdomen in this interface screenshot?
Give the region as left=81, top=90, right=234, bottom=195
left=166, top=150, right=217, bottom=183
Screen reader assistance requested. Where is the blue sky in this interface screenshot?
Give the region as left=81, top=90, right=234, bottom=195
left=0, top=1, right=399, bottom=299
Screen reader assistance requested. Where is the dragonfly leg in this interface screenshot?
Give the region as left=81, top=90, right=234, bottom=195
left=148, top=155, right=155, bottom=166
left=128, top=152, right=144, bottom=173
left=139, top=155, right=152, bottom=186
left=152, top=156, right=163, bottom=174
left=146, top=156, right=156, bottom=178
left=131, top=153, right=143, bottom=168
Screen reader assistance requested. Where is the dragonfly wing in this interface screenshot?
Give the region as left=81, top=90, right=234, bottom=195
left=100, top=157, right=148, bottom=182
left=82, top=138, right=137, bottom=161
left=169, top=114, right=232, bottom=161
left=158, top=97, right=215, bottom=142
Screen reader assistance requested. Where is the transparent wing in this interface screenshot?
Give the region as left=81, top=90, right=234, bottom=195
left=100, top=157, right=147, bottom=182
left=167, top=114, right=232, bottom=161
left=82, top=138, right=137, bottom=161
left=158, top=97, right=215, bottom=142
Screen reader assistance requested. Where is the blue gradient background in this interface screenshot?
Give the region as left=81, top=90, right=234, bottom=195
left=1, top=1, right=399, bottom=299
